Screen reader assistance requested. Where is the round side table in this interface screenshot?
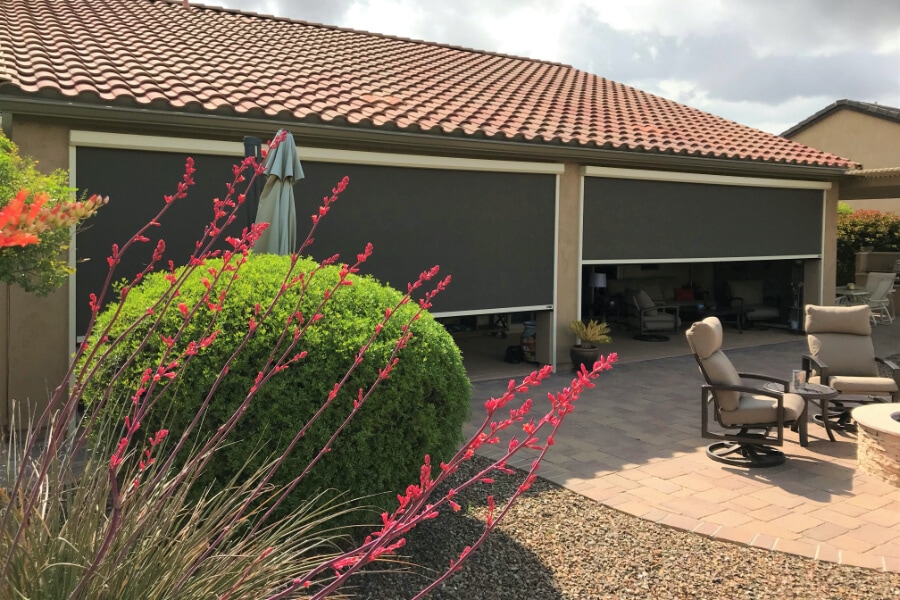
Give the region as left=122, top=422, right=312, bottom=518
left=763, top=382, right=838, bottom=446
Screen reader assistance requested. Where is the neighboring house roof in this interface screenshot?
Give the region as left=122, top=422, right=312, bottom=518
left=1, top=0, right=853, bottom=169
left=782, top=99, right=900, bottom=137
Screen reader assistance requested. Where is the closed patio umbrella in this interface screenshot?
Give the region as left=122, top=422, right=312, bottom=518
left=253, top=129, right=304, bottom=255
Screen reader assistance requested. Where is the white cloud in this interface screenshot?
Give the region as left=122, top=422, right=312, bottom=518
left=343, top=0, right=426, bottom=38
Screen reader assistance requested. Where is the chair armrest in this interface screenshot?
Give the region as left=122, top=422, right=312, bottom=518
left=652, top=304, right=680, bottom=317
left=704, top=383, right=782, bottom=396
left=802, top=354, right=830, bottom=384
left=738, top=372, right=789, bottom=387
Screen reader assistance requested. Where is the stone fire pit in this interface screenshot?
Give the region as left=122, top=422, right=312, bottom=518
left=853, top=403, right=900, bottom=487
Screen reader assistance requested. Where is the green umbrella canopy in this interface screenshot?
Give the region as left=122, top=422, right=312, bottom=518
left=253, top=129, right=304, bottom=255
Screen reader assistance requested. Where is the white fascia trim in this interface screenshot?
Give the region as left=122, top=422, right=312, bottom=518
left=432, top=305, right=554, bottom=319
left=576, top=171, right=585, bottom=322
left=583, top=255, right=821, bottom=265
left=70, top=130, right=566, bottom=175
left=68, top=144, right=78, bottom=371
left=819, top=189, right=827, bottom=304
left=585, top=166, right=832, bottom=190
left=70, top=130, right=244, bottom=156
left=297, top=147, right=566, bottom=174
left=551, top=172, right=563, bottom=372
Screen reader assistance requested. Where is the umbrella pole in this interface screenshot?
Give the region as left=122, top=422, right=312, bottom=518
left=243, top=136, right=263, bottom=229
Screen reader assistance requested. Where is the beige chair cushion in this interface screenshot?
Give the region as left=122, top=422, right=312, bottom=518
left=744, top=305, right=780, bottom=321
left=807, top=332, right=877, bottom=376
left=641, top=313, right=679, bottom=331
left=805, top=304, right=871, bottom=336
left=685, top=317, right=741, bottom=410
left=718, top=392, right=805, bottom=427
left=728, top=280, right=763, bottom=305
left=808, top=374, right=898, bottom=395
left=702, top=351, right=742, bottom=411
left=685, top=317, right=722, bottom=359
left=635, top=289, right=657, bottom=316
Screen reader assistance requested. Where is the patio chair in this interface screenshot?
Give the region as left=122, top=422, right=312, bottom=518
left=686, top=316, right=805, bottom=467
left=864, top=277, right=895, bottom=325
left=726, top=280, right=780, bottom=326
left=628, top=289, right=680, bottom=341
left=802, top=304, right=900, bottom=440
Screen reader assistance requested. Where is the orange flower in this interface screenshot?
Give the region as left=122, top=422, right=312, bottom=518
left=0, top=190, right=46, bottom=247
left=0, top=189, right=107, bottom=248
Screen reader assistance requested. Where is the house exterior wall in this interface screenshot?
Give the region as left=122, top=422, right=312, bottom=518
left=3, top=116, right=72, bottom=431
left=789, top=109, right=900, bottom=170
left=555, top=164, right=583, bottom=365
left=820, top=184, right=840, bottom=298
left=0, top=113, right=844, bottom=423
left=789, top=109, right=900, bottom=213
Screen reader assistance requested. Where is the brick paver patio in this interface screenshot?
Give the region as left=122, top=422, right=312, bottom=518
left=465, top=333, right=900, bottom=573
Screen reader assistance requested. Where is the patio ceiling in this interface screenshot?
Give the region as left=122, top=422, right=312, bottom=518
left=840, top=168, right=900, bottom=201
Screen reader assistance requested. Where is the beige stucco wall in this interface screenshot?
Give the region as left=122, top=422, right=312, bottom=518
left=790, top=109, right=900, bottom=213
left=2, top=117, right=71, bottom=431
left=844, top=198, right=900, bottom=214
left=818, top=184, right=840, bottom=302
left=790, top=109, right=900, bottom=170
left=555, top=164, right=583, bottom=367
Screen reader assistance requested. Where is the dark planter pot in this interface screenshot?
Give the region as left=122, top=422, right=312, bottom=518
left=569, top=344, right=602, bottom=372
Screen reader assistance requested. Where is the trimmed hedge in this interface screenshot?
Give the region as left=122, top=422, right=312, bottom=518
left=83, top=253, right=470, bottom=516
left=836, top=209, right=900, bottom=284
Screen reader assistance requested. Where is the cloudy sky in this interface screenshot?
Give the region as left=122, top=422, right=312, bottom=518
left=212, top=0, right=900, bottom=135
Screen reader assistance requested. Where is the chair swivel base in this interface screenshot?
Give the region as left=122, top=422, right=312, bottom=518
left=813, top=411, right=856, bottom=434
left=813, top=398, right=888, bottom=435
left=706, top=441, right=785, bottom=468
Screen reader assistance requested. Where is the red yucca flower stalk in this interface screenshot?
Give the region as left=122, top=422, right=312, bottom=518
left=0, top=133, right=616, bottom=599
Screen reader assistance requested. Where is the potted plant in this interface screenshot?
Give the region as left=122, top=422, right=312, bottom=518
left=569, top=319, right=611, bottom=371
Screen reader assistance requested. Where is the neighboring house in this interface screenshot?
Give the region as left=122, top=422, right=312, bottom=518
left=0, top=0, right=863, bottom=429
left=783, top=100, right=900, bottom=213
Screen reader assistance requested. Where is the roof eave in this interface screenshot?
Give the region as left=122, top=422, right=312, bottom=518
left=1, top=95, right=850, bottom=180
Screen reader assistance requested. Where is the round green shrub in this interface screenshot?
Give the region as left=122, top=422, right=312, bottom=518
left=82, top=253, right=470, bottom=517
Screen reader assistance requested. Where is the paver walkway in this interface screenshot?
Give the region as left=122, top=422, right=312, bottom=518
left=464, top=339, right=900, bottom=573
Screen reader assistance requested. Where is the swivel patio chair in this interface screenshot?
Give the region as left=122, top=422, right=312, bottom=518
left=686, top=317, right=805, bottom=467
left=803, top=304, right=900, bottom=440
left=726, top=280, right=780, bottom=327
left=628, top=289, right=681, bottom=341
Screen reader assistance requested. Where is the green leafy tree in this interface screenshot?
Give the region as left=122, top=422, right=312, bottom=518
left=0, top=132, right=79, bottom=295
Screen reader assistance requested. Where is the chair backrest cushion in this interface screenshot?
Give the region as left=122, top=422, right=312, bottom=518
left=807, top=333, right=878, bottom=376
left=805, top=304, right=871, bottom=335
left=685, top=317, right=741, bottom=411
left=727, top=280, right=763, bottom=305
left=634, top=289, right=658, bottom=316
left=805, top=305, right=877, bottom=376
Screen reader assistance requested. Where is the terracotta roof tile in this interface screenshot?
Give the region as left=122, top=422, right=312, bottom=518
left=0, top=0, right=853, bottom=168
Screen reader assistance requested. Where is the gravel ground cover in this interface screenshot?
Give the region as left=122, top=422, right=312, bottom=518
left=353, top=455, right=900, bottom=600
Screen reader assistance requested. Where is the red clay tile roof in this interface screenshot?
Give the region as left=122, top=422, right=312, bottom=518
left=1, top=0, right=854, bottom=169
